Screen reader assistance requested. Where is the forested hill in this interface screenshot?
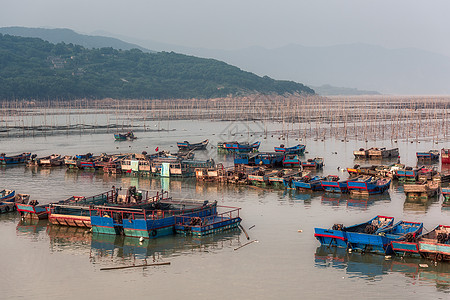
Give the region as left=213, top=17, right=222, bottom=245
left=0, top=34, right=314, bottom=100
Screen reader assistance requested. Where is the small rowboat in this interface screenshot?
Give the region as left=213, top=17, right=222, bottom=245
left=274, top=144, right=306, bottom=154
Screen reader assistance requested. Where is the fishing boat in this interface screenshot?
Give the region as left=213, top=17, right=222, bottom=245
left=217, top=141, right=260, bottom=153
left=0, top=189, right=16, bottom=202
left=274, top=144, right=306, bottom=154
left=442, top=187, right=450, bottom=207
left=0, top=192, right=29, bottom=213
left=395, top=166, right=419, bottom=182
left=347, top=176, right=391, bottom=195
left=417, top=150, right=440, bottom=161
left=48, top=190, right=116, bottom=227
left=247, top=169, right=279, bottom=187
left=177, top=139, right=208, bottom=151
left=114, top=131, right=136, bottom=141
left=388, top=222, right=425, bottom=257
left=48, top=190, right=170, bottom=228
left=301, top=157, right=324, bottom=169
left=254, top=152, right=284, bottom=167
left=417, top=167, right=439, bottom=182
left=320, top=175, right=351, bottom=193
left=90, top=199, right=218, bottom=239
left=268, top=169, right=302, bottom=188
left=314, top=216, right=393, bottom=249
left=344, top=215, right=395, bottom=253
left=403, top=181, right=439, bottom=199
left=0, top=152, right=31, bottom=165
left=175, top=206, right=241, bottom=236
left=418, top=225, right=450, bottom=261
left=353, top=148, right=369, bottom=159
left=374, top=221, right=424, bottom=255
left=282, top=154, right=303, bottom=167
left=367, top=147, right=399, bottom=159
left=292, top=175, right=325, bottom=191
left=38, top=154, right=64, bottom=167
left=441, top=149, right=450, bottom=164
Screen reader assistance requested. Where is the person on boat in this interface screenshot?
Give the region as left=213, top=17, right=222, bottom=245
left=112, top=186, right=119, bottom=203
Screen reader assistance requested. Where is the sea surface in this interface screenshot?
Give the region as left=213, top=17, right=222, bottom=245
left=1, top=119, right=449, bottom=299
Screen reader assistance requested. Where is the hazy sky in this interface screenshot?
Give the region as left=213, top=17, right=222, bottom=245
left=2, top=0, right=450, bottom=56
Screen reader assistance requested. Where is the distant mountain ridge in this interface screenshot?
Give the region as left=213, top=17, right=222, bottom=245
left=111, top=35, right=450, bottom=95
left=0, top=34, right=313, bottom=100
left=0, top=27, right=153, bottom=53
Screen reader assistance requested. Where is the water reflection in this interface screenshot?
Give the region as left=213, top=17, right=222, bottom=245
left=314, top=246, right=450, bottom=290
left=17, top=219, right=243, bottom=266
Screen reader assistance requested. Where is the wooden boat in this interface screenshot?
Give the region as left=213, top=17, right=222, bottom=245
left=320, top=175, right=353, bottom=193
left=114, top=131, right=136, bottom=141
left=347, top=176, right=391, bottom=195
left=0, top=192, right=29, bottom=213
left=282, top=171, right=311, bottom=189
left=418, top=225, right=450, bottom=261
left=367, top=147, right=399, bottom=159
left=217, top=141, right=260, bottom=153
left=0, top=152, right=31, bottom=165
left=16, top=191, right=103, bottom=220
left=353, top=148, right=369, bottom=159
left=301, top=157, right=324, bottom=169
left=247, top=169, right=279, bottom=187
left=395, top=166, right=419, bottom=182
left=374, top=221, right=424, bottom=255
left=48, top=190, right=170, bottom=228
left=292, top=175, right=325, bottom=191
left=344, top=215, right=395, bottom=253
left=38, top=154, right=64, bottom=167
left=175, top=206, right=241, bottom=236
left=268, top=169, right=302, bottom=188
left=177, top=139, right=208, bottom=150
left=90, top=199, right=218, bottom=238
left=274, top=144, right=306, bottom=154
left=417, top=167, right=439, bottom=182
left=282, top=154, right=303, bottom=167
left=417, top=150, right=440, bottom=161
left=441, top=149, right=450, bottom=164
left=403, top=181, right=439, bottom=199
left=16, top=201, right=49, bottom=219
left=48, top=190, right=115, bottom=227
left=442, top=187, right=450, bottom=207
left=0, top=189, right=16, bottom=202
left=314, top=215, right=393, bottom=249
left=389, top=222, right=425, bottom=257
left=254, top=152, right=284, bottom=167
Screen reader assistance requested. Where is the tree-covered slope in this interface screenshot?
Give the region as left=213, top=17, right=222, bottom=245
left=0, top=34, right=314, bottom=100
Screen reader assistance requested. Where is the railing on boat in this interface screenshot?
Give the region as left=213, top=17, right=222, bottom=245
left=174, top=206, right=241, bottom=228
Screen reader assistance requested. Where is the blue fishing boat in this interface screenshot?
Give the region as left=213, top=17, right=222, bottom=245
left=321, top=176, right=349, bottom=193
left=16, top=201, right=49, bottom=219
left=177, top=139, right=208, bottom=150
left=314, top=223, right=349, bottom=248
left=301, top=157, right=324, bottom=169
left=234, top=153, right=254, bottom=165
left=347, top=176, right=391, bottom=195
left=373, top=221, right=424, bottom=255
left=344, top=215, right=395, bottom=253
left=175, top=206, right=241, bottom=236
left=254, top=152, right=284, bottom=167
left=416, top=150, right=440, bottom=161
left=418, top=225, right=450, bottom=261
left=282, top=154, right=302, bottom=167
left=274, top=144, right=306, bottom=154
left=0, top=152, right=31, bottom=165
left=395, top=167, right=419, bottom=182
left=0, top=189, right=15, bottom=202
left=218, top=141, right=260, bottom=153
left=292, top=175, right=325, bottom=191
left=90, top=200, right=218, bottom=239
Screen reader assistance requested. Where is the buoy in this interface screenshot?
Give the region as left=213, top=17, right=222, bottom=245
left=139, top=237, right=144, bottom=242
left=419, top=264, right=428, bottom=268
left=297, top=229, right=303, bottom=233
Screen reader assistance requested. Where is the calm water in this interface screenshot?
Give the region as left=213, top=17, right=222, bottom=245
left=1, top=120, right=450, bottom=299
